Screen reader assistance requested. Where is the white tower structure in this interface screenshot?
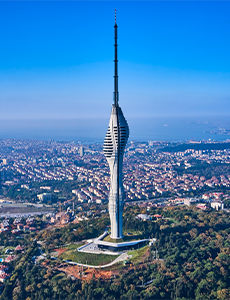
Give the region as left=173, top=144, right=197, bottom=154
left=103, top=11, right=129, bottom=239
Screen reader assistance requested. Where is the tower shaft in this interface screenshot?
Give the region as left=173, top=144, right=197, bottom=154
left=103, top=12, right=129, bottom=239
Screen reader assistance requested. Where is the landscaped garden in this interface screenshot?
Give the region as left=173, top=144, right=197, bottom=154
left=59, top=249, right=118, bottom=266
left=52, top=243, right=119, bottom=266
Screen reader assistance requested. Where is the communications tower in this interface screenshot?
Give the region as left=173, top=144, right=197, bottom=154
left=103, top=11, right=129, bottom=239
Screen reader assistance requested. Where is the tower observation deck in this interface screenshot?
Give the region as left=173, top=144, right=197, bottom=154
left=103, top=11, right=129, bottom=239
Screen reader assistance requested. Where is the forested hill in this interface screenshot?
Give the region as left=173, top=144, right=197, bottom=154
left=0, top=206, right=229, bottom=299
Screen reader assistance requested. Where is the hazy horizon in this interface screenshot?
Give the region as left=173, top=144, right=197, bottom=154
left=1, top=115, right=230, bottom=143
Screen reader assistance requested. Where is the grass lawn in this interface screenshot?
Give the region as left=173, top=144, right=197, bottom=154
left=51, top=273, right=66, bottom=281
left=59, top=249, right=119, bottom=266
left=0, top=246, right=15, bottom=255
left=50, top=243, right=84, bottom=257
left=124, top=230, right=143, bottom=236
left=65, top=243, right=84, bottom=250
left=3, top=246, right=15, bottom=251
left=166, top=217, right=180, bottom=225
left=103, top=231, right=144, bottom=243
left=103, top=236, right=124, bottom=243
left=128, top=245, right=149, bottom=263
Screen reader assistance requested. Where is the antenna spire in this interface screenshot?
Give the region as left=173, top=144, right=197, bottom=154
left=114, top=9, right=119, bottom=106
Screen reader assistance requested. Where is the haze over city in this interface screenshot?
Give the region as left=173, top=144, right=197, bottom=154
left=0, top=1, right=230, bottom=141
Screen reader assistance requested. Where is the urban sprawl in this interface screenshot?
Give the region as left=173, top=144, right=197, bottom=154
left=1, top=139, right=229, bottom=208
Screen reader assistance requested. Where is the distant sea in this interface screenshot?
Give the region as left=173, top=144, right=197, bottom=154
left=0, top=116, right=230, bottom=142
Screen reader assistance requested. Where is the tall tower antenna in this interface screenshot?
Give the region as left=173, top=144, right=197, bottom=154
left=114, top=9, right=119, bottom=106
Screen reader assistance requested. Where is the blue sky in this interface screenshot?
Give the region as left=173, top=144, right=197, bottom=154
left=0, top=0, right=230, bottom=122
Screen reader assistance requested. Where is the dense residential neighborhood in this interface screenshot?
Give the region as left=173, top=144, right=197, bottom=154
left=0, top=139, right=230, bottom=207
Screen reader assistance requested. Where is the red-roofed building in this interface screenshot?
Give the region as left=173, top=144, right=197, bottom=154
left=5, top=255, right=16, bottom=263
left=17, top=224, right=24, bottom=231
left=15, top=245, right=23, bottom=252
left=0, top=265, right=8, bottom=271
left=153, top=214, right=162, bottom=219
left=23, top=225, right=30, bottom=232
left=196, top=203, right=207, bottom=210
left=29, top=227, right=36, bottom=232
left=0, top=272, right=10, bottom=282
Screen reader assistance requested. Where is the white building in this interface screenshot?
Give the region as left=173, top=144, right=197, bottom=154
left=211, top=201, right=224, bottom=211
